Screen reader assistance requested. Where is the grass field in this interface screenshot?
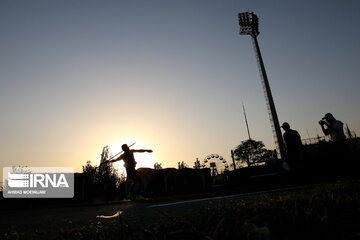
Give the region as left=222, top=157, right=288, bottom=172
left=3, top=180, right=360, bottom=240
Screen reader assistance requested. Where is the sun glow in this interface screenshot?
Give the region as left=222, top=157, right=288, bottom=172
left=107, top=139, right=156, bottom=174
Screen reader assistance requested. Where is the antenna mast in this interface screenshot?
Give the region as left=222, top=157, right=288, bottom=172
left=242, top=102, right=251, bottom=141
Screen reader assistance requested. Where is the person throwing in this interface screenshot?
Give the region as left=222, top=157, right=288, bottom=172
left=107, top=143, right=152, bottom=200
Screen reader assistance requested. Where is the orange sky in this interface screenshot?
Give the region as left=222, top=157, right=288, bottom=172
left=1, top=1, right=360, bottom=181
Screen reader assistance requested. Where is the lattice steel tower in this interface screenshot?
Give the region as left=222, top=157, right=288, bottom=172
left=238, top=12, right=285, bottom=159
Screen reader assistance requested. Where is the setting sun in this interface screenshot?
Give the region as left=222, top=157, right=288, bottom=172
left=107, top=139, right=156, bottom=175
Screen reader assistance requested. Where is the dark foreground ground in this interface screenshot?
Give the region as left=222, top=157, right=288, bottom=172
left=1, top=179, right=360, bottom=240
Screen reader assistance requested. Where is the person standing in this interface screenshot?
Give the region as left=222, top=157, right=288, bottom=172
left=319, top=113, right=348, bottom=172
left=319, top=113, right=346, bottom=142
left=281, top=122, right=303, bottom=171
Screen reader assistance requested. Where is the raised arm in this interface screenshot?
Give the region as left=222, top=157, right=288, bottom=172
left=319, top=121, right=330, bottom=135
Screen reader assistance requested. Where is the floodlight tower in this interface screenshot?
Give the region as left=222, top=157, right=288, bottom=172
left=238, top=12, right=285, bottom=159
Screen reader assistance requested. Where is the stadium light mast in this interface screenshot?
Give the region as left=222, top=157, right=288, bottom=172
left=238, top=12, right=285, bottom=159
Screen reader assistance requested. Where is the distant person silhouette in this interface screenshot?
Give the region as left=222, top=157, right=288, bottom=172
left=319, top=113, right=346, bottom=142
left=108, top=144, right=152, bottom=200
left=281, top=122, right=303, bottom=171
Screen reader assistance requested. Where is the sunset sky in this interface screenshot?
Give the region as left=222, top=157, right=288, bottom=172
left=1, top=0, right=360, bottom=178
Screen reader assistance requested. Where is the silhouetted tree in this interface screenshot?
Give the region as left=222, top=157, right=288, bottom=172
left=193, top=158, right=201, bottom=169
left=154, top=162, right=162, bottom=170
left=233, top=139, right=275, bottom=167
left=82, top=146, right=124, bottom=199
left=100, top=145, right=112, bottom=163
left=82, top=161, right=97, bottom=181
left=178, top=161, right=188, bottom=169
left=96, top=146, right=118, bottom=186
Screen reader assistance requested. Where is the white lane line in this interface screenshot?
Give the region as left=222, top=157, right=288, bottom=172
left=147, top=184, right=317, bottom=208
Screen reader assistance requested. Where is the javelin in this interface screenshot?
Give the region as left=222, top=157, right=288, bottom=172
left=106, top=142, right=136, bottom=162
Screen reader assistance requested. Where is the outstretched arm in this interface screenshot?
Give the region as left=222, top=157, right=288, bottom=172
left=132, top=149, right=153, bottom=153
left=106, top=154, right=124, bottom=163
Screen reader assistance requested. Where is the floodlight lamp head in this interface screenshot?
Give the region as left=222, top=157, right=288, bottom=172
left=238, top=12, right=259, bottom=37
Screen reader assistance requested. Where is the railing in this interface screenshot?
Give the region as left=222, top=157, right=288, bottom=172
left=301, top=131, right=357, bottom=145
left=302, top=136, right=329, bottom=145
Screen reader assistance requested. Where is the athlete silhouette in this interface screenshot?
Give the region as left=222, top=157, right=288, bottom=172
left=107, top=144, right=152, bottom=200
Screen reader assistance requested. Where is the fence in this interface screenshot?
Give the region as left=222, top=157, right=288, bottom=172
left=302, top=136, right=329, bottom=145
left=301, top=131, right=357, bottom=145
